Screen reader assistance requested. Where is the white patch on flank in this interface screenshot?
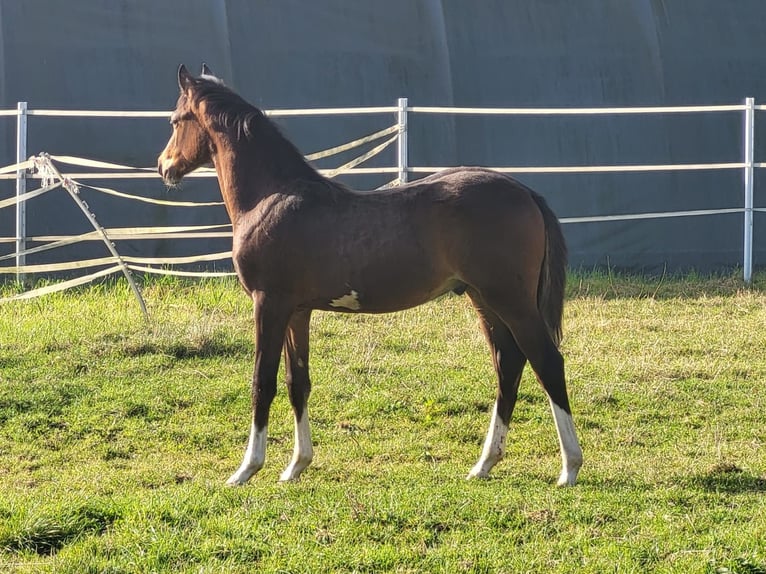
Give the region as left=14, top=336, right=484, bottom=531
left=226, top=419, right=267, bottom=486
left=549, top=400, right=583, bottom=487
left=329, top=290, right=361, bottom=311
left=467, top=400, right=508, bottom=479
left=279, top=412, right=314, bottom=481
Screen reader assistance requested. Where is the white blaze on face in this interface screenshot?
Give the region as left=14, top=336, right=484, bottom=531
left=329, top=290, right=361, bottom=311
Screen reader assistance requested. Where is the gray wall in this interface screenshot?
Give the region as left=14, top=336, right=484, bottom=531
left=1, top=1, right=765, bottom=272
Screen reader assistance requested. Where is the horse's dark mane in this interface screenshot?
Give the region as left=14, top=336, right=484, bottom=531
left=189, top=78, right=327, bottom=183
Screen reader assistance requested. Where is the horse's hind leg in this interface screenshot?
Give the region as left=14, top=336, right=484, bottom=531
left=279, top=309, right=314, bottom=481
left=467, top=291, right=527, bottom=479
left=480, top=291, right=583, bottom=486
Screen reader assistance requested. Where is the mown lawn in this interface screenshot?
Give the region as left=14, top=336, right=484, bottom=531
left=0, top=273, right=765, bottom=573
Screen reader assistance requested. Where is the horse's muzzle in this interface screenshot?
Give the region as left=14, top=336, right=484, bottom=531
left=157, top=158, right=181, bottom=186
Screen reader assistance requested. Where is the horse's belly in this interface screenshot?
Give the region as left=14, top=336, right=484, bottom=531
left=314, top=276, right=465, bottom=314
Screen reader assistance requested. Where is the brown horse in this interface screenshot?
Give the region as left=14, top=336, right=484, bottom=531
left=158, top=64, right=583, bottom=486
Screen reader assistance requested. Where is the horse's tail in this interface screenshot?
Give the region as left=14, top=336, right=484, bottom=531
left=530, top=191, right=568, bottom=347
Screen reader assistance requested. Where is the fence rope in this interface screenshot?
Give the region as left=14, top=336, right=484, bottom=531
left=80, top=183, right=225, bottom=207
left=29, top=154, right=149, bottom=320
left=0, top=265, right=124, bottom=302
left=48, top=155, right=156, bottom=171
left=409, top=162, right=746, bottom=175
left=126, top=265, right=236, bottom=278
left=560, top=208, right=744, bottom=224
left=0, top=181, right=60, bottom=210
left=0, top=159, right=33, bottom=175
left=408, top=104, right=747, bottom=115
left=323, top=134, right=399, bottom=179
left=0, top=250, right=235, bottom=274
left=305, top=125, right=398, bottom=161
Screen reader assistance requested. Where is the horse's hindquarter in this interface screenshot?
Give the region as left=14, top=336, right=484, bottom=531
left=428, top=169, right=548, bottom=283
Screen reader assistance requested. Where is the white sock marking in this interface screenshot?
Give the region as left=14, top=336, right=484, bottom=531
left=226, top=419, right=267, bottom=486
left=280, top=411, right=314, bottom=481
left=549, top=401, right=583, bottom=487
left=467, top=400, right=508, bottom=479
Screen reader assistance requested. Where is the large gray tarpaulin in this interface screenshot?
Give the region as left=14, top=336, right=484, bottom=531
left=1, top=0, right=765, bottom=273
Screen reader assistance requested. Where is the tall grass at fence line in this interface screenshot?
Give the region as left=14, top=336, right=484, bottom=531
left=1, top=272, right=765, bottom=573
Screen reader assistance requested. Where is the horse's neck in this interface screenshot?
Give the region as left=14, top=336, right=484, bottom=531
left=211, top=152, right=251, bottom=227
left=210, top=127, right=320, bottom=226
left=208, top=133, right=276, bottom=224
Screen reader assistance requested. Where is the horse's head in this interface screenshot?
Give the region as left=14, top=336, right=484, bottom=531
left=157, top=64, right=220, bottom=186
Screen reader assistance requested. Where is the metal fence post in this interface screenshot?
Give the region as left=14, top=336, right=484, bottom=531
left=16, top=101, right=28, bottom=285
left=397, top=97, right=408, bottom=184
left=743, top=97, right=755, bottom=284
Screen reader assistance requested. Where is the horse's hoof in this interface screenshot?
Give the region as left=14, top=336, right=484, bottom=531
left=556, top=470, right=579, bottom=487
left=279, top=466, right=308, bottom=482
left=226, top=466, right=259, bottom=486
left=466, top=467, right=491, bottom=480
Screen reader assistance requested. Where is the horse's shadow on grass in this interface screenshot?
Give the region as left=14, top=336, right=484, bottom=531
left=574, top=463, right=766, bottom=494
left=689, top=463, right=766, bottom=494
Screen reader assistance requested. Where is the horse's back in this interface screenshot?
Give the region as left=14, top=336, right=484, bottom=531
left=402, top=166, right=532, bottom=194
left=398, top=167, right=543, bottom=217
left=405, top=167, right=546, bottom=237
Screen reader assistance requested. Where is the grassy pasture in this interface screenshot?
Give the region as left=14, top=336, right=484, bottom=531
left=0, top=272, right=765, bottom=573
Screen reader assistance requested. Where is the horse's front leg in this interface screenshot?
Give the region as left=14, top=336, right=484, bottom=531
left=227, top=292, right=292, bottom=486
left=279, top=309, right=314, bottom=481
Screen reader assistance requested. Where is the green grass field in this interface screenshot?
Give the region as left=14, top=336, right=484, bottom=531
left=1, top=273, right=765, bottom=573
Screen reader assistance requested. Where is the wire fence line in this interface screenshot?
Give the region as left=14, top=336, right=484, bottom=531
left=0, top=98, right=762, bottom=311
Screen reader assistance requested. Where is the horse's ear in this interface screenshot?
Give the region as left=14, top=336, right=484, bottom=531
left=177, top=64, right=194, bottom=92
left=200, top=63, right=225, bottom=85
